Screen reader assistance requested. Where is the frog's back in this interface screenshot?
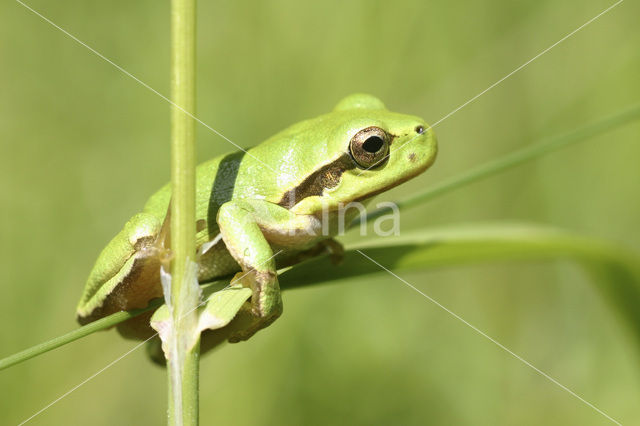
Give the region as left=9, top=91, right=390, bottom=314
left=141, top=150, right=247, bottom=236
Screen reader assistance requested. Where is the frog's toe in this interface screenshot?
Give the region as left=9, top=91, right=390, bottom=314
left=228, top=301, right=283, bottom=343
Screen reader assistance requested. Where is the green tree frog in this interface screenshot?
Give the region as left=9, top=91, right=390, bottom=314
left=76, top=94, right=438, bottom=342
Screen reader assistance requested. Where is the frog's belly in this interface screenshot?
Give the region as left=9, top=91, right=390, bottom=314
left=197, top=242, right=241, bottom=282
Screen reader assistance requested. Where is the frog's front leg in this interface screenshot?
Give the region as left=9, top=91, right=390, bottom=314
left=217, top=199, right=318, bottom=342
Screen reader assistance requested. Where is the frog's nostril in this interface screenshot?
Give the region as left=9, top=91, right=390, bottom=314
left=415, top=125, right=425, bottom=134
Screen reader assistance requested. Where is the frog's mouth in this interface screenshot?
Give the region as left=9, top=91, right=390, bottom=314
left=352, top=151, right=437, bottom=203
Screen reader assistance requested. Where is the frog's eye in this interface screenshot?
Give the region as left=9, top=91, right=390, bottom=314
left=349, top=126, right=390, bottom=169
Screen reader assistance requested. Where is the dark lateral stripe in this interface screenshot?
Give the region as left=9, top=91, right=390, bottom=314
left=278, top=153, right=356, bottom=209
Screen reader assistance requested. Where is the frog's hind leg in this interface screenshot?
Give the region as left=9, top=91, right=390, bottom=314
left=76, top=212, right=164, bottom=325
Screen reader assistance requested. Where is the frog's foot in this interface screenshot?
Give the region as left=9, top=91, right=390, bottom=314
left=279, top=238, right=345, bottom=267
left=228, top=271, right=283, bottom=343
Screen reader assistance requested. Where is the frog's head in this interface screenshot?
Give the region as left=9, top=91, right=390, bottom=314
left=282, top=94, right=437, bottom=214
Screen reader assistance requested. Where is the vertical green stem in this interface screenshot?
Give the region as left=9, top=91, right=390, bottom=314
left=168, top=0, right=199, bottom=424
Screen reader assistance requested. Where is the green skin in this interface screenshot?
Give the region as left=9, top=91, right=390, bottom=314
left=76, top=94, right=438, bottom=342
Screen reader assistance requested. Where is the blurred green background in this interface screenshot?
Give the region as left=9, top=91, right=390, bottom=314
left=1, top=0, right=639, bottom=424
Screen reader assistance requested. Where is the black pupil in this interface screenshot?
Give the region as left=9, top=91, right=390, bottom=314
left=362, top=136, right=384, bottom=153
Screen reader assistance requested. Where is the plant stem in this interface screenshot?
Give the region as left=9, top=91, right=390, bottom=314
left=168, top=0, right=199, bottom=424
left=0, top=301, right=161, bottom=371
